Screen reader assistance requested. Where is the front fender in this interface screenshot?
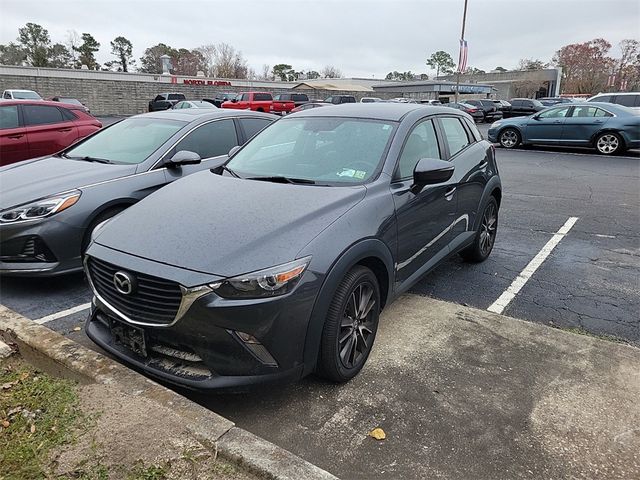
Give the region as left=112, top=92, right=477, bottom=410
left=301, top=238, right=394, bottom=376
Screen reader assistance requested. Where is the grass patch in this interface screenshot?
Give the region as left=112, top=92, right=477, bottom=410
left=553, top=325, right=629, bottom=345
left=0, top=358, right=82, bottom=480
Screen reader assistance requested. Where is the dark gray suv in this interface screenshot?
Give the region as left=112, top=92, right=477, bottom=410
left=84, top=104, right=501, bottom=390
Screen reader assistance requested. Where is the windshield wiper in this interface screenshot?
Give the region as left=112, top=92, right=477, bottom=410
left=65, top=155, right=114, bottom=164
left=247, top=176, right=316, bottom=185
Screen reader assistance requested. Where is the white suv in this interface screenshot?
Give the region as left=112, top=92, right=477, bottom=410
left=1, top=89, right=42, bottom=100
left=587, top=92, right=640, bottom=111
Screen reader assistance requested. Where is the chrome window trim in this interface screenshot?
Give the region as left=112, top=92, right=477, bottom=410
left=84, top=255, right=212, bottom=328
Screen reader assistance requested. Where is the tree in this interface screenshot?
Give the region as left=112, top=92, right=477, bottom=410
left=65, top=30, right=81, bottom=66
left=74, top=33, right=100, bottom=69
left=197, top=43, right=248, bottom=78
left=139, top=43, right=178, bottom=73
left=517, top=58, right=549, bottom=71
left=272, top=63, right=295, bottom=81
left=48, top=43, right=72, bottom=68
left=426, top=51, right=455, bottom=78
left=175, top=48, right=207, bottom=76
left=463, top=67, right=486, bottom=75
left=17, top=23, right=51, bottom=67
left=615, top=39, right=640, bottom=90
left=109, top=36, right=134, bottom=72
left=553, top=38, right=614, bottom=94
left=259, top=64, right=273, bottom=80
left=321, top=65, right=342, bottom=78
left=493, top=66, right=507, bottom=72
left=385, top=71, right=416, bottom=81
left=0, top=43, right=27, bottom=66
left=306, top=70, right=320, bottom=80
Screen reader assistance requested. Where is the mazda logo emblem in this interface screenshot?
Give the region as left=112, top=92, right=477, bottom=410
left=113, top=271, right=136, bottom=295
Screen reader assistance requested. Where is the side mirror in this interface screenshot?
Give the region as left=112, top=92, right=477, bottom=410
left=168, top=150, right=201, bottom=167
left=413, top=158, right=455, bottom=186
left=228, top=145, right=241, bottom=158
left=231, top=98, right=238, bottom=103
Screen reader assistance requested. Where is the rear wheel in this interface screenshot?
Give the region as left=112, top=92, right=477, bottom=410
left=460, top=197, right=498, bottom=263
left=317, top=266, right=380, bottom=382
left=595, top=132, right=624, bottom=155
left=499, top=128, right=521, bottom=149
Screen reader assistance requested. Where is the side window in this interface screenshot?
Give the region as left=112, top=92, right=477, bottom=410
left=462, top=117, right=481, bottom=141
left=23, top=105, right=65, bottom=126
left=154, top=95, right=164, bottom=102
left=615, top=95, right=636, bottom=107
left=395, top=119, right=440, bottom=180
left=571, top=106, right=612, bottom=118
left=594, top=108, right=613, bottom=118
left=240, top=118, right=272, bottom=140
left=538, top=106, right=570, bottom=118
left=511, top=100, right=522, bottom=108
left=254, top=93, right=272, bottom=101
left=440, top=117, right=471, bottom=157
left=240, top=93, right=249, bottom=101
left=0, top=105, right=20, bottom=129
left=60, top=108, right=77, bottom=121
left=172, top=120, right=238, bottom=159
left=3, top=92, right=11, bottom=99
left=168, top=94, right=183, bottom=100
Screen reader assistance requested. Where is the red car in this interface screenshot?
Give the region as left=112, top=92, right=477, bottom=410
left=0, top=100, right=102, bottom=166
left=221, top=92, right=273, bottom=112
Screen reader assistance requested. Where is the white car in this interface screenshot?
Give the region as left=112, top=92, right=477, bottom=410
left=2, top=89, right=42, bottom=100
left=587, top=92, right=640, bottom=111
left=360, top=97, right=383, bottom=103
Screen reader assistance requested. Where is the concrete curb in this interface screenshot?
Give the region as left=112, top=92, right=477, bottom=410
left=0, top=305, right=338, bottom=480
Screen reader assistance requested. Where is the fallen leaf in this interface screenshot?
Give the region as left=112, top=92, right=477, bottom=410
left=1, top=380, right=18, bottom=390
left=1, top=420, right=9, bottom=428
left=369, top=427, right=386, bottom=440
left=19, top=372, right=29, bottom=381
left=73, top=327, right=81, bottom=332
left=30, top=424, right=36, bottom=433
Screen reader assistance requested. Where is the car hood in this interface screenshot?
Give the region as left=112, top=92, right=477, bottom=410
left=0, top=156, right=137, bottom=209
left=94, top=171, right=366, bottom=277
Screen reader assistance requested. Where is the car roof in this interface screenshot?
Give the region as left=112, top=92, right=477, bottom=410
left=0, top=99, right=79, bottom=108
left=289, top=102, right=459, bottom=121
left=591, top=92, right=639, bottom=96
left=137, top=109, right=277, bottom=122
left=4, top=89, right=38, bottom=93
left=571, top=102, right=638, bottom=115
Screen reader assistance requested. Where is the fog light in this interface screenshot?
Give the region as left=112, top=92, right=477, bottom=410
left=233, top=331, right=278, bottom=367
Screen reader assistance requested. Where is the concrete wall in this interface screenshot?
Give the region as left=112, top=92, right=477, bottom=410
left=0, top=66, right=398, bottom=116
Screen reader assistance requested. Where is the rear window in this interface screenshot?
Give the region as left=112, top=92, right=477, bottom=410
left=254, top=93, right=273, bottom=101
left=292, top=94, right=309, bottom=102
left=168, top=94, right=185, bottom=100
left=614, top=95, right=638, bottom=107
left=0, top=105, right=20, bottom=129
left=344, top=96, right=356, bottom=103
left=23, top=105, right=66, bottom=126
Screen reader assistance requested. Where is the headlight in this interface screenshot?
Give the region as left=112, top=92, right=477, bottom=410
left=0, top=190, right=81, bottom=224
left=211, top=257, right=311, bottom=299
left=490, top=121, right=502, bottom=129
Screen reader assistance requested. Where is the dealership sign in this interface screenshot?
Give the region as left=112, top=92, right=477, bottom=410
left=183, top=79, right=232, bottom=86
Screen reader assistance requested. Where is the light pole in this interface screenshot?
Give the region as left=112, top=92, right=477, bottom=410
left=454, top=0, right=469, bottom=103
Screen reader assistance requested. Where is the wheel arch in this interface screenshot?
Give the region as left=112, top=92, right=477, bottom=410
left=590, top=128, right=626, bottom=148
left=473, top=176, right=502, bottom=231
left=301, top=238, right=394, bottom=376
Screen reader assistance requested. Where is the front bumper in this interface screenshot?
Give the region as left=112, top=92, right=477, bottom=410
left=83, top=247, right=322, bottom=390
left=487, top=127, right=500, bottom=143
left=0, top=218, right=84, bottom=276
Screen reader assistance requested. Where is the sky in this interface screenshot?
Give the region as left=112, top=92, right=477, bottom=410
left=1, top=0, right=638, bottom=78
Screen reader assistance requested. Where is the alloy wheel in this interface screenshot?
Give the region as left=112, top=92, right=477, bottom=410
left=479, top=202, right=497, bottom=256
left=338, top=281, right=376, bottom=370
left=596, top=134, right=619, bottom=155
left=500, top=129, right=519, bottom=148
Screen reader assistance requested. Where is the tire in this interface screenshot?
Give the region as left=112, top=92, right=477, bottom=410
left=81, top=207, right=125, bottom=254
left=316, top=266, right=381, bottom=383
left=460, top=197, right=498, bottom=263
left=595, top=132, right=624, bottom=155
left=499, top=128, right=521, bottom=149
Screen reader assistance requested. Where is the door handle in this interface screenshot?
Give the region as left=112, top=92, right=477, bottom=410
left=7, top=134, right=24, bottom=139
left=58, top=128, right=72, bottom=132
left=445, top=187, right=456, bottom=200
left=477, top=161, right=488, bottom=169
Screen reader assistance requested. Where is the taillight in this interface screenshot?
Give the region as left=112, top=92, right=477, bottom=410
left=469, top=108, right=478, bottom=112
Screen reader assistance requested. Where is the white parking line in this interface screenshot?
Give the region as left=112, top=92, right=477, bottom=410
left=488, top=217, right=579, bottom=315
left=34, top=303, right=91, bottom=324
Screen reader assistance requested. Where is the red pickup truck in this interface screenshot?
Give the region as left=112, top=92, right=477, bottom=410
left=222, top=92, right=273, bottom=112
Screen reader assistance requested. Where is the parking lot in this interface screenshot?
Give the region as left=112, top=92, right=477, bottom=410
left=1, top=120, right=639, bottom=478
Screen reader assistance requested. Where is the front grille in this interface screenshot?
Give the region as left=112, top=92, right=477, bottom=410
left=87, top=257, right=183, bottom=325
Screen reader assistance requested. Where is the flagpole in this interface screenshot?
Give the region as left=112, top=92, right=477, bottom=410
left=455, top=0, right=469, bottom=103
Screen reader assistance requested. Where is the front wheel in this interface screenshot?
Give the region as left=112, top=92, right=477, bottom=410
left=460, top=197, right=498, bottom=263
left=317, top=266, right=380, bottom=383
left=595, top=132, right=624, bottom=155
left=499, top=128, right=521, bottom=149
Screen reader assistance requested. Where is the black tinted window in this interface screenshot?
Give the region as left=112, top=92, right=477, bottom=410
left=396, top=120, right=440, bottom=179
left=345, top=97, right=356, bottom=103
left=168, top=94, right=185, bottom=100
left=240, top=118, right=272, bottom=140
left=440, top=117, right=470, bottom=157
left=23, top=105, right=65, bottom=126
left=0, top=105, right=19, bottom=129
left=292, top=94, right=308, bottom=101
left=154, top=95, right=165, bottom=101
left=254, top=93, right=272, bottom=101
left=615, top=95, right=637, bottom=107
left=511, top=100, right=522, bottom=107
left=173, top=119, right=238, bottom=159
left=60, top=108, right=77, bottom=121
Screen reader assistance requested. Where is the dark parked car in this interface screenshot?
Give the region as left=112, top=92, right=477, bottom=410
left=488, top=102, right=640, bottom=155
left=506, top=98, right=545, bottom=117
left=148, top=93, right=186, bottom=112
left=273, top=93, right=310, bottom=108
left=0, top=109, right=275, bottom=276
left=84, top=103, right=502, bottom=390
left=207, top=92, right=237, bottom=108
left=465, top=100, right=503, bottom=122
left=50, top=97, right=91, bottom=114
left=538, top=97, right=573, bottom=107
left=446, top=102, right=485, bottom=122
left=0, top=100, right=102, bottom=166
left=492, top=100, right=511, bottom=116
left=324, top=95, right=356, bottom=104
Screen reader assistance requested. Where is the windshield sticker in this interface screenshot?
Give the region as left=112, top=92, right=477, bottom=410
left=354, top=170, right=367, bottom=179
left=337, top=169, right=356, bottom=177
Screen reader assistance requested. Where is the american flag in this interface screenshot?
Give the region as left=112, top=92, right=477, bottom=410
left=606, top=74, right=616, bottom=87
left=458, top=39, right=468, bottom=73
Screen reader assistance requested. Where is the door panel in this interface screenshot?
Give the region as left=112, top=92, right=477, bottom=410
left=561, top=106, right=612, bottom=146
left=525, top=106, right=570, bottom=144
left=23, top=104, right=78, bottom=158
left=0, top=104, right=28, bottom=165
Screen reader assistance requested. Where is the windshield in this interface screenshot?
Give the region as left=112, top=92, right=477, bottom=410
left=13, top=91, right=41, bottom=99
left=64, top=117, right=185, bottom=164
left=227, top=117, right=396, bottom=185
